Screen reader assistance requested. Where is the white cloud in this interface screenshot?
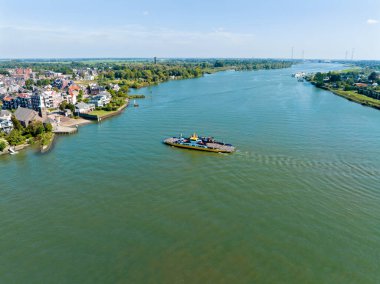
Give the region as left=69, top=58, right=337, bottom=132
left=0, top=24, right=256, bottom=58
left=367, top=19, right=379, bottom=24
left=142, top=11, right=149, bottom=16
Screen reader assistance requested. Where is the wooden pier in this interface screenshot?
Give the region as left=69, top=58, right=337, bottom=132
left=53, top=126, right=78, bottom=135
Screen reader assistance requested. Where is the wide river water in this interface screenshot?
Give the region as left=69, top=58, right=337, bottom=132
left=1, top=63, right=380, bottom=283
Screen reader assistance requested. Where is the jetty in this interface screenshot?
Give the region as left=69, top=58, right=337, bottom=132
left=53, top=125, right=78, bottom=135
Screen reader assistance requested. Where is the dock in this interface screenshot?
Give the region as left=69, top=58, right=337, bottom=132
left=53, top=126, right=78, bottom=135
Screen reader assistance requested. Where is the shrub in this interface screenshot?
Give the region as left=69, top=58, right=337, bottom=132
left=6, top=130, right=26, bottom=146
left=0, top=140, right=6, bottom=151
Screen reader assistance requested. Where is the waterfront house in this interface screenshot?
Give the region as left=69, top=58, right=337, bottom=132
left=14, top=107, right=42, bottom=127
left=0, top=110, right=12, bottom=121
left=0, top=119, right=13, bottom=133
left=0, top=110, right=13, bottom=133
left=89, top=91, right=111, bottom=107
left=75, top=102, right=95, bottom=114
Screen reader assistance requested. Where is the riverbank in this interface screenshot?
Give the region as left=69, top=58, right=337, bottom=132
left=329, top=88, right=380, bottom=110
left=83, top=99, right=129, bottom=121
left=40, top=132, right=55, bottom=153
left=0, top=142, right=30, bottom=156
left=305, top=66, right=380, bottom=111
left=309, top=82, right=380, bottom=110
left=2, top=62, right=294, bottom=157
left=0, top=139, right=52, bottom=156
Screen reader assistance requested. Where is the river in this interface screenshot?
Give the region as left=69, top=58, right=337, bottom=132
left=1, top=63, right=380, bottom=283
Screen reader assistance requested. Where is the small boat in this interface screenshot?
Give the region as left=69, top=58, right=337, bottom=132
left=8, top=147, right=18, bottom=155
left=133, top=100, right=139, bottom=107
left=164, top=133, right=235, bottom=153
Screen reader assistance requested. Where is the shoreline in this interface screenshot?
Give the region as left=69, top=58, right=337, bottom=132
left=309, top=82, right=380, bottom=111
left=2, top=66, right=293, bottom=157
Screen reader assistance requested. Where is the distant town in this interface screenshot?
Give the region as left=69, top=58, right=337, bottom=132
left=0, top=59, right=294, bottom=155
left=1, top=58, right=380, bottom=155
left=3, top=58, right=379, bottom=155
left=0, top=66, right=132, bottom=154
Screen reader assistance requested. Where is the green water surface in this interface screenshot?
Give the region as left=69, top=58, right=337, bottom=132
left=1, top=63, right=380, bottom=283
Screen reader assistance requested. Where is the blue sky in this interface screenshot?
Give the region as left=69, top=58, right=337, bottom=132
left=0, top=0, right=379, bottom=59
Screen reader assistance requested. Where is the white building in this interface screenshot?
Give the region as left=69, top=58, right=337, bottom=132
left=75, top=102, right=95, bottom=113
left=0, top=110, right=13, bottom=133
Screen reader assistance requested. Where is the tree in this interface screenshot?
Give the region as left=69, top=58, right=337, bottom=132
left=329, top=74, right=341, bottom=82
left=11, top=115, right=23, bottom=131
left=368, top=71, right=378, bottom=82
left=214, top=60, right=224, bottom=67
left=26, top=121, right=45, bottom=137
left=59, top=101, right=67, bottom=111
left=6, top=130, right=26, bottom=146
left=59, top=101, right=74, bottom=112
left=44, top=123, right=53, bottom=132
left=25, top=79, right=34, bottom=89
left=314, top=72, right=324, bottom=82
left=0, top=140, right=6, bottom=151
left=77, top=90, right=83, bottom=102
left=66, top=103, right=75, bottom=113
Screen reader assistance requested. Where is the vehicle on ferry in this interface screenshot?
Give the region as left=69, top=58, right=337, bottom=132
left=164, top=133, right=235, bottom=153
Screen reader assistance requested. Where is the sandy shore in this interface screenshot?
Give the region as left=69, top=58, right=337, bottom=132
left=58, top=116, right=93, bottom=127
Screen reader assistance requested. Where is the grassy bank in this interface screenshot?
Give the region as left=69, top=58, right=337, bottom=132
left=87, top=109, right=114, bottom=117
left=309, top=80, right=380, bottom=110
left=87, top=102, right=128, bottom=119
left=40, top=132, right=55, bottom=153
left=329, top=89, right=380, bottom=109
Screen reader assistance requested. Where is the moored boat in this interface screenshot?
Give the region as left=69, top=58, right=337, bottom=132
left=8, top=147, right=18, bottom=155
left=164, top=133, right=235, bottom=153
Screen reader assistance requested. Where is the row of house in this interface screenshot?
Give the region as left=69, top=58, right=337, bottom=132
left=73, top=91, right=111, bottom=114
left=2, top=82, right=80, bottom=110
left=2, top=90, right=65, bottom=111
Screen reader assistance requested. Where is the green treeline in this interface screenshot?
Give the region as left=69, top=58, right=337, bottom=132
left=0, top=59, right=294, bottom=86
left=96, top=59, right=294, bottom=87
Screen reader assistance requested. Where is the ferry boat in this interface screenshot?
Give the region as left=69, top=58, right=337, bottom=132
left=164, top=133, right=235, bottom=153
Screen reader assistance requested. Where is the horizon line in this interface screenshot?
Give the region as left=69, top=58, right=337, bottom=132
left=0, top=57, right=379, bottom=62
